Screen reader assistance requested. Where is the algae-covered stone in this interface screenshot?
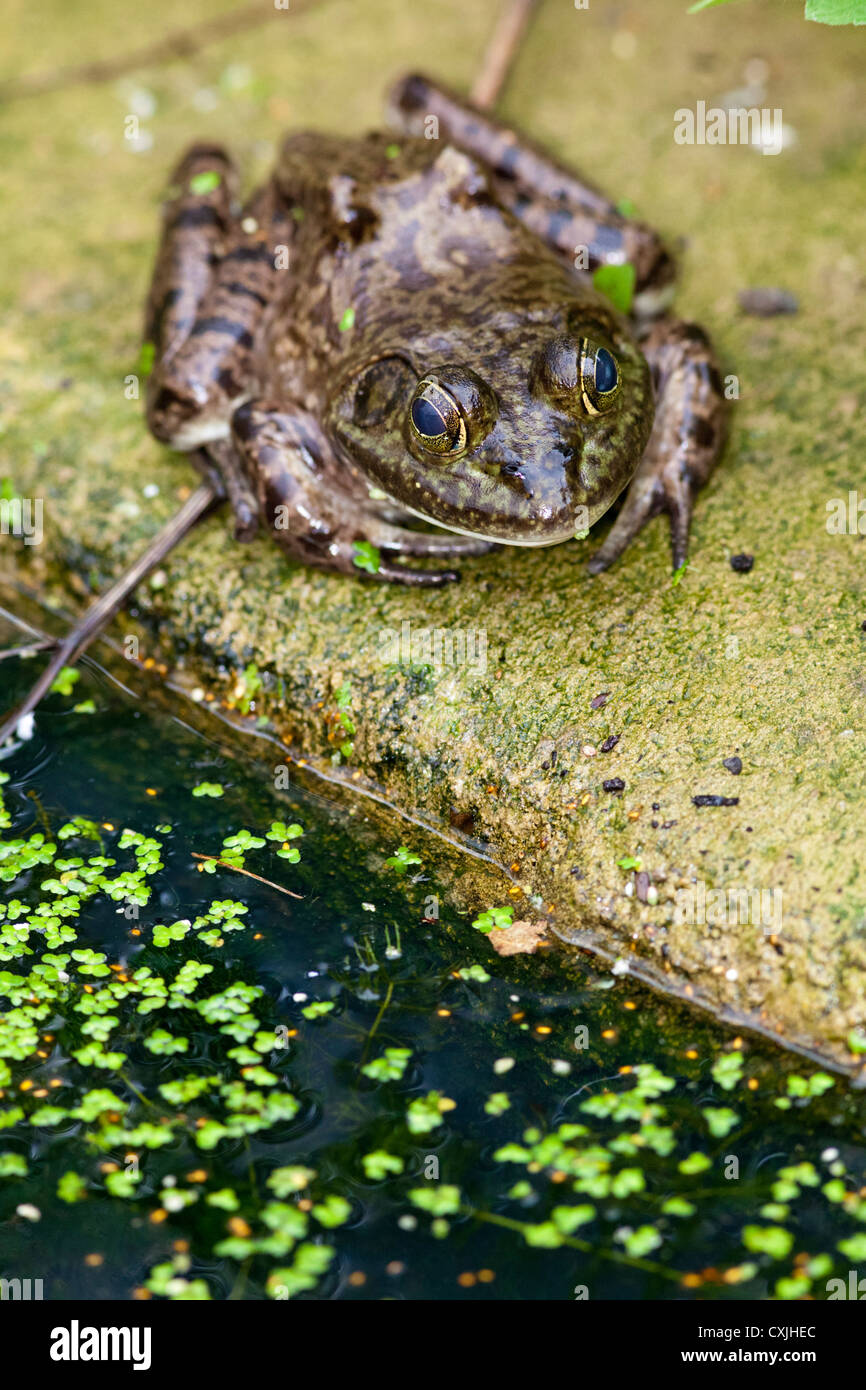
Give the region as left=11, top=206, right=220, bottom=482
left=1, top=0, right=865, bottom=1074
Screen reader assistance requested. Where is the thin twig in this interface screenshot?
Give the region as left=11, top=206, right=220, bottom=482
left=470, top=0, right=541, bottom=110
left=0, top=0, right=328, bottom=103
left=0, top=482, right=220, bottom=745
left=191, top=851, right=303, bottom=899
left=0, top=639, right=55, bottom=661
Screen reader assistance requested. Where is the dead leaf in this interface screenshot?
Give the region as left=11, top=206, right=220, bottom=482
left=488, top=920, right=548, bottom=957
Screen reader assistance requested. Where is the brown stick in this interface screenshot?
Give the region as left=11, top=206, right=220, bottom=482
left=0, top=482, right=220, bottom=744
left=470, top=0, right=542, bottom=110
left=191, top=852, right=303, bottom=899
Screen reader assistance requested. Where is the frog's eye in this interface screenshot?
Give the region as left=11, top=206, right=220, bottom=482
left=409, top=378, right=467, bottom=455
left=578, top=342, right=621, bottom=415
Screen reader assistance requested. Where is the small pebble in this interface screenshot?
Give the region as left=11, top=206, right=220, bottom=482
left=603, top=777, right=625, bottom=794
left=591, top=692, right=611, bottom=710
left=600, top=734, right=620, bottom=753
left=723, top=756, right=743, bottom=775
left=16, top=1204, right=41, bottom=1222
left=730, top=553, right=754, bottom=572
left=693, top=794, right=739, bottom=807
left=738, top=287, right=798, bottom=317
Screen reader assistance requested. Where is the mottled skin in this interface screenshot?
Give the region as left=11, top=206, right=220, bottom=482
left=145, top=75, right=727, bottom=585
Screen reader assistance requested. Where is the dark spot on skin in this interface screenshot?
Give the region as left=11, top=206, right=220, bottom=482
left=170, top=205, right=224, bottom=232
left=547, top=209, right=574, bottom=245
left=603, top=778, right=625, bottom=794
left=693, top=794, right=739, bottom=807
left=217, top=367, right=244, bottom=395
left=222, top=244, right=274, bottom=265
left=600, top=734, right=620, bottom=753
left=190, top=317, right=254, bottom=347
left=224, top=281, right=268, bottom=307
left=496, top=143, right=520, bottom=177
left=693, top=417, right=715, bottom=448
left=723, top=756, right=743, bottom=775
left=730, top=553, right=754, bottom=572
left=591, top=224, right=625, bottom=256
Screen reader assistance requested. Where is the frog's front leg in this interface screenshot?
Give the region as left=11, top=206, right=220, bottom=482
left=587, top=319, right=727, bottom=573
left=232, top=401, right=493, bottom=586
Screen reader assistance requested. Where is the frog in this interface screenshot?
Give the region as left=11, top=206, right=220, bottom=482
left=144, top=73, right=727, bottom=587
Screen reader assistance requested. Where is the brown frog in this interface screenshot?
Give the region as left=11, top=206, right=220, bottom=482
left=144, top=74, right=727, bottom=586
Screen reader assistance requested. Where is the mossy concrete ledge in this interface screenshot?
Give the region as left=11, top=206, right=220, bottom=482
left=1, top=0, right=866, bottom=1076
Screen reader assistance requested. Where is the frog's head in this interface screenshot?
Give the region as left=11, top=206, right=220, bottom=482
left=327, top=293, right=654, bottom=545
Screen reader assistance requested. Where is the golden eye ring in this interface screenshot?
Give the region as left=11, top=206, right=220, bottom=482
left=578, top=341, right=621, bottom=415
left=408, top=378, right=467, bottom=455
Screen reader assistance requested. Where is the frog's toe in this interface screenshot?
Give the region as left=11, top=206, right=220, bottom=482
left=376, top=525, right=496, bottom=559
left=373, top=557, right=461, bottom=587
left=587, top=466, right=693, bottom=574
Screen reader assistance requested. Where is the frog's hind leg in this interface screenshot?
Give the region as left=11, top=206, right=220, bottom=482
left=144, top=144, right=239, bottom=375
left=388, top=74, right=675, bottom=312
left=587, top=319, right=728, bottom=573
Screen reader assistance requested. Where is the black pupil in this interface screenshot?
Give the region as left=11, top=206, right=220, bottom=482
left=411, top=396, right=447, bottom=438
left=594, top=348, right=618, bottom=394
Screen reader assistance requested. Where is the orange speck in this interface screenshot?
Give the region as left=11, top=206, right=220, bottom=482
left=535, top=1025, right=552, bottom=1036
left=624, top=1001, right=637, bottom=1011
left=149, top=1209, right=168, bottom=1224
left=457, top=1272, right=477, bottom=1287
left=550, top=1170, right=568, bottom=1184
left=19, top=1079, right=33, bottom=1091
left=298, top=1198, right=313, bottom=1212
left=385, top=1261, right=405, bottom=1276
left=347, top=1271, right=366, bottom=1287
left=731, top=1037, right=744, bottom=1050
left=32, top=1088, right=48, bottom=1098
left=145, top=788, right=157, bottom=797
left=186, top=1170, right=207, bottom=1184
left=510, top=1011, right=525, bottom=1023
left=685, top=1049, right=699, bottom=1060
left=436, top=1008, right=451, bottom=1018
left=132, top=1288, right=152, bottom=1300
left=130, top=928, right=141, bottom=936
left=49, top=1079, right=62, bottom=1088
left=601, top=1029, right=616, bottom=1041
left=253, top=933, right=264, bottom=941
left=747, top=1078, right=759, bottom=1091
left=478, top=1269, right=495, bottom=1283
left=227, top=1217, right=252, bottom=1238
left=173, top=1240, right=190, bottom=1253
left=681, top=1273, right=702, bottom=1288
left=84, top=1253, right=104, bottom=1267
left=618, top=1065, right=633, bottom=1074
left=100, top=1162, right=119, bottom=1174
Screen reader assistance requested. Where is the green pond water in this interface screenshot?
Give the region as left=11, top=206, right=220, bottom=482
left=2, top=643, right=866, bottom=1302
